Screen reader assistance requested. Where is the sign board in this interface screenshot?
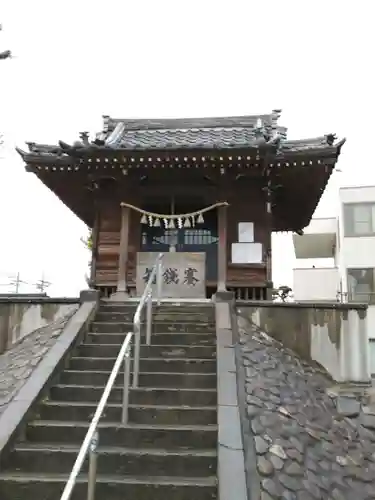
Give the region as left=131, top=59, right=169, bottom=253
left=136, top=252, right=206, bottom=298
left=231, top=242, right=263, bottom=264
left=238, top=222, right=254, bottom=242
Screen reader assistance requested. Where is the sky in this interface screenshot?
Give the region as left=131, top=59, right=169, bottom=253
left=0, top=0, right=374, bottom=296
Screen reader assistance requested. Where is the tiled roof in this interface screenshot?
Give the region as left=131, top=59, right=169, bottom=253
left=16, top=110, right=345, bottom=159
left=102, top=126, right=285, bottom=150
left=96, top=111, right=287, bottom=150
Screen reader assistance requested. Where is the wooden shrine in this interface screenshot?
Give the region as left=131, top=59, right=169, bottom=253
left=16, top=111, right=345, bottom=299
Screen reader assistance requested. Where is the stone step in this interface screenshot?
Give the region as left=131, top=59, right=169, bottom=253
left=91, top=321, right=216, bottom=334
left=59, top=370, right=217, bottom=389
left=0, top=473, right=217, bottom=500
left=25, top=421, right=218, bottom=449
left=38, top=401, right=217, bottom=426
left=50, top=385, right=217, bottom=406
left=99, top=302, right=214, bottom=313
left=69, top=356, right=216, bottom=373
left=7, top=444, right=217, bottom=477
left=87, top=331, right=216, bottom=346
left=95, top=311, right=215, bottom=323
left=77, top=343, right=216, bottom=359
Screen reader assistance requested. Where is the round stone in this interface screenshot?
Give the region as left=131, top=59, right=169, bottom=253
left=302, top=478, right=322, bottom=499
left=251, top=418, right=264, bottom=435
left=270, top=444, right=287, bottom=460
left=257, top=456, right=274, bottom=476
left=285, top=461, right=304, bottom=476
left=247, top=405, right=260, bottom=418
left=260, top=491, right=274, bottom=500
left=262, top=478, right=282, bottom=497
left=286, top=448, right=303, bottom=464
left=279, top=473, right=300, bottom=491
left=254, top=436, right=270, bottom=455
left=331, top=488, right=347, bottom=500
left=269, top=454, right=284, bottom=471
left=245, top=366, right=258, bottom=378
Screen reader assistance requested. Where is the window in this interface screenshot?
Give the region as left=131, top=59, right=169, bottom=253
left=183, top=229, right=218, bottom=245
left=347, top=268, right=375, bottom=303
left=142, top=230, right=178, bottom=247
left=344, top=203, right=375, bottom=236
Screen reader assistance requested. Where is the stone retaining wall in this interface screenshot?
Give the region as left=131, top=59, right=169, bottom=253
left=234, top=311, right=375, bottom=499
left=0, top=309, right=78, bottom=418
left=0, top=298, right=79, bottom=354
left=237, top=301, right=370, bottom=384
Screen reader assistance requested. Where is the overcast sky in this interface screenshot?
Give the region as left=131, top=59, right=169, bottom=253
left=0, top=1, right=374, bottom=296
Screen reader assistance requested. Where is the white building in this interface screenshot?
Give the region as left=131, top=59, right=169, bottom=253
left=293, top=185, right=375, bottom=374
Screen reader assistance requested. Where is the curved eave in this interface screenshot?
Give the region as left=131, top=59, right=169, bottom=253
left=16, top=148, right=74, bottom=167
left=277, top=139, right=345, bottom=161
left=272, top=143, right=344, bottom=231
left=17, top=143, right=277, bottom=165
left=16, top=137, right=345, bottom=163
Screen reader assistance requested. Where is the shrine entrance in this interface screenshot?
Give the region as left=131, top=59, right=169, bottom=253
left=140, top=200, right=218, bottom=283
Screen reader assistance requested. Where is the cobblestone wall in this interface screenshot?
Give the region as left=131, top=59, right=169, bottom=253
left=0, top=301, right=78, bottom=354
left=0, top=308, right=78, bottom=418
left=237, top=314, right=375, bottom=499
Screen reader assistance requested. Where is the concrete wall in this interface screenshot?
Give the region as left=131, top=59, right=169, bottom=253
left=342, top=236, right=375, bottom=269
left=367, top=305, right=375, bottom=374
left=236, top=301, right=370, bottom=384
left=339, top=185, right=375, bottom=273
left=0, top=298, right=79, bottom=354
left=340, top=185, right=375, bottom=204
left=293, top=267, right=339, bottom=301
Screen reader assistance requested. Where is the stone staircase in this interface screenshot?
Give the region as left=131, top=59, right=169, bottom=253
left=0, top=301, right=218, bottom=500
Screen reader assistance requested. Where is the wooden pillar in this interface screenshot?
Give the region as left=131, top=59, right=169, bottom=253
left=111, top=205, right=130, bottom=300
left=264, top=153, right=274, bottom=299
left=89, top=209, right=100, bottom=287
left=217, top=204, right=228, bottom=292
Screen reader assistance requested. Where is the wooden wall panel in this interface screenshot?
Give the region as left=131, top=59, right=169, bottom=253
left=94, top=201, right=142, bottom=287
left=225, top=187, right=270, bottom=287
left=227, top=265, right=266, bottom=286
left=95, top=204, right=121, bottom=285
left=127, top=208, right=141, bottom=285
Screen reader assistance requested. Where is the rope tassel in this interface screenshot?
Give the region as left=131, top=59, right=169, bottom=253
left=121, top=201, right=229, bottom=226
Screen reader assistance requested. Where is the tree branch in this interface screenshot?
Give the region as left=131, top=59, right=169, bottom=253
left=0, top=24, right=11, bottom=60
left=0, top=50, right=11, bottom=60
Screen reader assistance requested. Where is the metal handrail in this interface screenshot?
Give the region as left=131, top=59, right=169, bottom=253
left=60, top=252, right=164, bottom=500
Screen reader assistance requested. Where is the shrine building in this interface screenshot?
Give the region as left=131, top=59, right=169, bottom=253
left=16, top=111, right=345, bottom=300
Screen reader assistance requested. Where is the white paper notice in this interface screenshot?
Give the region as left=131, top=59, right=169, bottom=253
left=231, top=242, right=263, bottom=264
left=238, top=222, right=254, bottom=243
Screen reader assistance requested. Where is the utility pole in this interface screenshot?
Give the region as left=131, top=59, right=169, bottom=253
left=8, top=272, right=28, bottom=293
left=34, top=274, right=51, bottom=293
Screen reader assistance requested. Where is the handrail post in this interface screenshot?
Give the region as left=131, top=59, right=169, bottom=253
left=156, top=257, right=163, bottom=305
left=87, top=431, right=99, bottom=500
left=146, top=291, right=152, bottom=346
left=121, top=343, right=131, bottom=424
left=132, top=318, right=141, bottom=389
